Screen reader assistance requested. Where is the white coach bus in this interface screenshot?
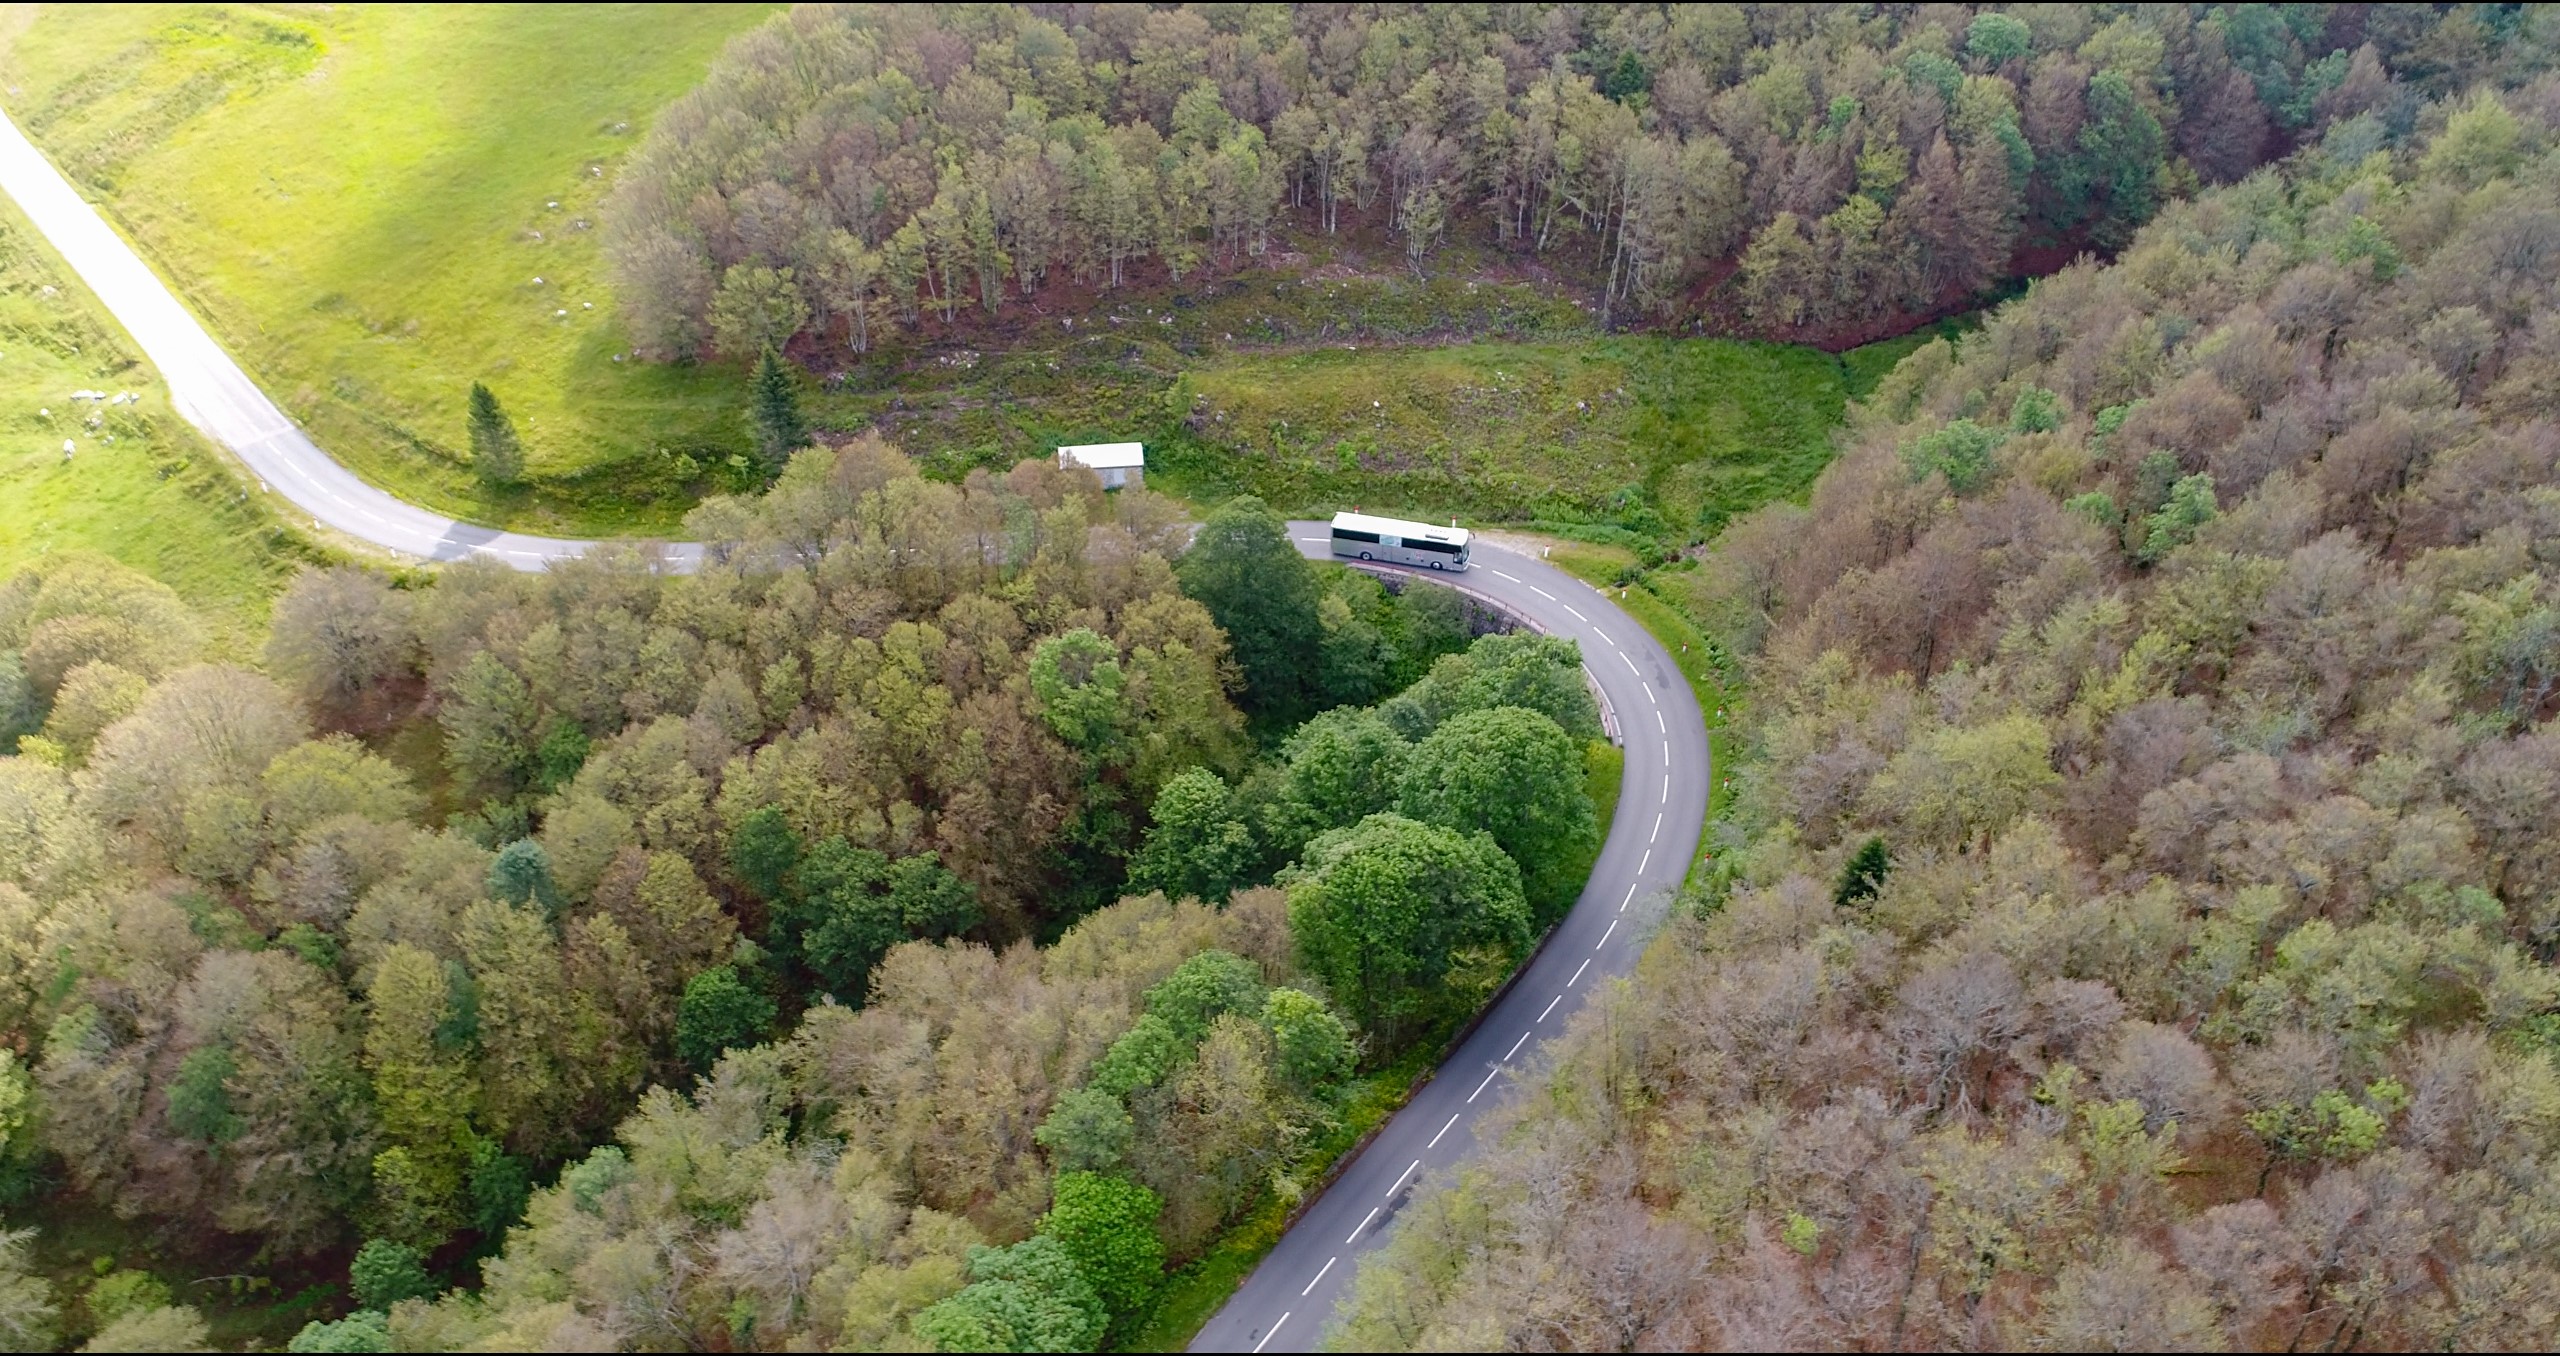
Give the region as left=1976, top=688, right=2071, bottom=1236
left=1329, top=511, right=1471, bottom=571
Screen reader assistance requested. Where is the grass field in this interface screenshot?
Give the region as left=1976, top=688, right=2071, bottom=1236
left=0, top=194, right=310, bottom=652
left=0, top=3, right=776, bottom=535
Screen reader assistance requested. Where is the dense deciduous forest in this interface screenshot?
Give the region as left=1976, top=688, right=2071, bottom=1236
left=0, top=442, right=1612, bottom=1348
left=605, top=2, right=2543, bottom=357
left=1330, top=54, right=2560, bottom=1353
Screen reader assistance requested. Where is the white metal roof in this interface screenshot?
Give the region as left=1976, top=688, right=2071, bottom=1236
left=1330, top=511, right=1470, bottom=545
left=1057, top=441, right=1145, bottom=469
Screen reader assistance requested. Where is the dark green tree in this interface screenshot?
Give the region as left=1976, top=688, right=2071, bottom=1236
left=485, top=840, right=560, bottom=918
left=465, top=1139, right=532, bottom=1238
left=1034, top=1088, right=1135, bottom=1174
left=530, top=720, right=589, bottom=794
left=747, top=346, right=808, bottom=472
left=674, top=966, right=776, bottom=1070
left=1176, top=496, right=1322, bottom=723
left=727, top=806, right=802, bottom=904
left=2070, top=70, right=2168, bottom=246
left=1834, top=835, right=1893, bottom=908
left=166, top=1045, right=243, bottom=1146
left=466, top=383, right=524, bottom=486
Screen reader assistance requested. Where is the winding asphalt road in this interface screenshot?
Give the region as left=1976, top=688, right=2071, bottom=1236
left=1199, top=534, right=1711, bottom=1353
left=0, top=110, right=675, bottom=568
left=0, top=106, right=1709, bottom=1356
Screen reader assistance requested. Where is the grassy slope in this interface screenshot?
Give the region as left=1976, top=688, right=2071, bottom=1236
left=0, top=3, right=775, bottom=536
left=0, top=194, right=307, bottom=652
left=1160, top=336, right=1847, bottom=536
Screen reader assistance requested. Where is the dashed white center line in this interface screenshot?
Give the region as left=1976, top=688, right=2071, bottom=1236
left=1568, top=958, right=1590, bottom=986
left=1347, top=1207, right=1381, bottom=1244
left=1530, top=585, right=1555, bottom=600
left=1656, top=710, right=1666, bottom=732
left=1489, top=569, right=1520, bottom=582
left=1254, top=1313, right=1291, bottom=1352
left=1564, top=604, right=1588, bottom=621
left=1302, top=1257, right=1336, bottom=1295
left=1538, top=993, right=1563, bottom=1022
left=1643, top=685, right=1657, bottom=704
left=1598, top=919, right=1618, bottom=948
left=1662, top=741, right=1670, bottom=763
left=1467, top=1066, right=1502, bottom=1103
left=1650, top=813, right=1661, bottom=843
left=1621, top=651, right=1641, bottom=674
left=1621, top=881, right=1638, bottom=912
left=1593, top=626, right=1612, bottom=644
left=1639, top=849, right=1652, bottom=875
left=1386, top=1159, right=1422, bottom=1198
left=1428, top=1113, right=1462, bottom=1148
left=1503, top=1030, right=1532, bottom=1060
left=1661, top=774, right=1671, bottom=801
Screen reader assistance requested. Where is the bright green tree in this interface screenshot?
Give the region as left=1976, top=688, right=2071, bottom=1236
left=912, top=1235, right=1106, bottom=1354
left=1039, top=1172, right=1165, bottom=1324
left=1085, top=1015, right=1188, bottom=1099
left=1127, top=769, right=1257, bottom=903
left=1264, top=705, right=1410, bottom=855
left=466, top=383, right=524, bottom=486
left=1028, top=629, right=1129, bottom=757
left=1397, top=706, right=1598, bottom=921
left=1285, top=813, right=1530, bottom=1044
left=1261, top=988, right=1355, bottom=1091
left=1176, top=496, right=1322, bottom=723
left=1966, top=12, right=2032, bottom=64
left=2138, top=473, right=2218, bottom=563
left=748, top=346, right=808, bottom=473
left=348, top=1238, right=437, bottom=1311
left=287, top=1310, right=389, bottom=1354
left=1143, top=950, right=1266, bottom=1044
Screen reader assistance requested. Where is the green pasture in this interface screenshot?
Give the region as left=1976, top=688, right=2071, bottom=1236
left=0, top=2, right=776, bottom=535
left=0, top=196, right=309, bottom=653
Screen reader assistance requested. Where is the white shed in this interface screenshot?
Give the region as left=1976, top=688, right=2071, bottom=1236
left=1057, top=441, right=1145, bottom=489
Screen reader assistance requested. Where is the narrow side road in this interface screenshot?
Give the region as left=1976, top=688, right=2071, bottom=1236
left=1191, top=531, right=1711, bottom=1353
left=0, top=110, right=658, bottom=569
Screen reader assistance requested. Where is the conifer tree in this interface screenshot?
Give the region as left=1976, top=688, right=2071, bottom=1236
left=466, top=383, right=524, bottom=486
left=748, top=347, right=807, bottom=473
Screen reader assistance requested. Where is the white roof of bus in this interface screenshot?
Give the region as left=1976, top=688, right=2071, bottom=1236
left=1330, top=511, right=1469, bottom=544
left=1057, top=442, right=1145, bottom=469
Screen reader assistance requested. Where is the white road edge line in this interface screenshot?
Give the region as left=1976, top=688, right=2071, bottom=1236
left=1302, top=1257, right=1336, bottom=1296
left=1254, top=1313, right=1290, bottom=1353
left=1428, top=1113, right=1461, bottom=1149
left=1538, top=994, right=1563, bottom=1022
left=1467, top=1066, right=1502, bottom=1103
left=1386, top=1159, right=1422, bottom=1199
left=1568, top=958, right=1590, bottom=986
left=1503, top=1030, right=1532, bottom=1060
left=1598, top=919, right=1618, bottom=948
left=1347, top=1208, right=1380, bottom=1244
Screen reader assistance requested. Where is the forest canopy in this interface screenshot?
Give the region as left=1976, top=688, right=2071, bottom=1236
left=1331, top=45, right=2560, bottom=1354
left=606, top=2, right=2522, bottom=355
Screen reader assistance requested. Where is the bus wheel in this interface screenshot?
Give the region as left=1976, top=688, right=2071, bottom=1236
left=1430, top=560, right=1443, bottom=570
left=1359, top=551, right=1372, bottom=561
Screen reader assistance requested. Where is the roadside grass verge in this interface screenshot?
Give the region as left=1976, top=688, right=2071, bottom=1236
left=0, top=195, right=313, bottom=650
left=1534, top=537, right=1740, bottom=883
left=0, top=3, right=775, bottom=535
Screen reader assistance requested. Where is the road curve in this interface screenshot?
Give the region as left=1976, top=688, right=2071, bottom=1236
left=0, top=110, right=669, bottom=571
left=1193, top=531, right=1711, bottom=1354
